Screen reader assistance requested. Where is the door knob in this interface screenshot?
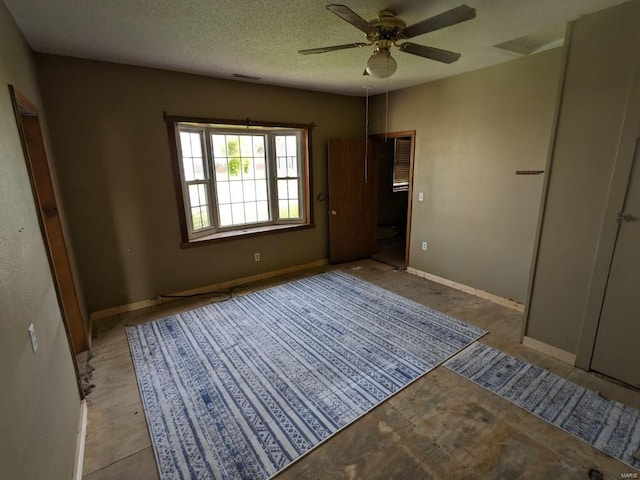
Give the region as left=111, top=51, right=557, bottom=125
left=330, top=210, right=338, bottom=216
left=617, top=212, right=636, bottom=223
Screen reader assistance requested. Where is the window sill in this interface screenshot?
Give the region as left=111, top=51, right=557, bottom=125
left=181, top=222, right=314, bottom=248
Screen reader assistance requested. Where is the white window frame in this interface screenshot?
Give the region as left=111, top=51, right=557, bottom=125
left=177, top=126, right=211, bottom=234
left=170, top=119, right=311, bottom=242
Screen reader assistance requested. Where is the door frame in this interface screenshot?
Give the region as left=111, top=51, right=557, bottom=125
left=8, top=85, right=89, bottom=359
left=369, top=130, right=416, bottom=269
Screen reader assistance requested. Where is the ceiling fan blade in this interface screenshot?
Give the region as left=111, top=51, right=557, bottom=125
left=327, top=4, right=378, bottom=36
left=398, top=43, right=461, bottom=64
left=402, top=5, right=476, bottom=38
left=298, top=42, right=370, bottom=55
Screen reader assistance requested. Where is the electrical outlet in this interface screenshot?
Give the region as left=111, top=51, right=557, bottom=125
left=254, top=252, right=261, bottom=262
left=418, top=192, right=424, bottom=202
left=422, top=241, right=428, bottom=251
left=28, top=323, right=38, bottom=353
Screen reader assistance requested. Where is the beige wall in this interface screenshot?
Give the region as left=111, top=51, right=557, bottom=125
left=36, top=55, right=365, bottom=312
left=525, top=1, right=640, bottom=355
left=370, top=49, right=563, bottom=303
left=0, top=3, right=81, bottom=479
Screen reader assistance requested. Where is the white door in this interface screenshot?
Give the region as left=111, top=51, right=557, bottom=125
left=591, top=144, right=640, bottom=387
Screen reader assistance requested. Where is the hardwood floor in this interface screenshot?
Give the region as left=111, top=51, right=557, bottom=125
left=82, top=260, right=640, bottom=479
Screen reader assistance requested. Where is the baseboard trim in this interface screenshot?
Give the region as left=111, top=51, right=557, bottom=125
left=73, top=399, right=88, bottom=480
left=90, top=259, right=329, bottom=322
left=523, top=336, right=577, bottom=366
left=406, top=267, right=525, bottom=313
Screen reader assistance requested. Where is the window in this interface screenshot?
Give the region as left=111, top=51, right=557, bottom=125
left=392, top=138, right=411, bottom=192
left=168, top=118, right=312, bottom=243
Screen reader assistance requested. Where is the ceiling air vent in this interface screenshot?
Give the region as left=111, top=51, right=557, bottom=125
left=494, top=23, right=565, bottom=56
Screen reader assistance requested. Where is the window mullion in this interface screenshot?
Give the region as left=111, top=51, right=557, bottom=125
left=267, top=133, right=279, bottom=223
left=296, top=133, right=305, bottom=219
left=204, top=129, right=220, bottom=231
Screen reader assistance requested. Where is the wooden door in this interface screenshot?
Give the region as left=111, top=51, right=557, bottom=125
left=9, top=86, right=88, bottom=354
left=327, top=138, right=376, bottom=264
left=591, top=143, right=640, bottom=387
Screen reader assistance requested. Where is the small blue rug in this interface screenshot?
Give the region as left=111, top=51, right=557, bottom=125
left=127, top=271, right=485, bottom=479
left=445, top=342, right=640, bottom=470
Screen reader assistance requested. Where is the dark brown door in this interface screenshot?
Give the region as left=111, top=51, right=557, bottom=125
left=327, top=138, right=376, bottom=263
left=9, top=86, right=88, bottom=353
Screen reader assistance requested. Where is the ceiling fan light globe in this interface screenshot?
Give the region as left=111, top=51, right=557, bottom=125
left=366, top=49, right=397, bottom=78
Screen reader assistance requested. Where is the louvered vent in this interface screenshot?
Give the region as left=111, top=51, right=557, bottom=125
left=393, top=138, right=411, bottom=192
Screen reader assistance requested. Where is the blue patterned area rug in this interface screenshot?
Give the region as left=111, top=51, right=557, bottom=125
left=445, top=342, right=640, bottom=470
left=127, top=270, right=486, bottom=480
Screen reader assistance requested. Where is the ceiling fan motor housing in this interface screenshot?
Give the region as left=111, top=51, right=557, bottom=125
left=367, top=10, right=406, bottom=43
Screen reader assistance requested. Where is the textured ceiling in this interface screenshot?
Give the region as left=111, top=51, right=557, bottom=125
left=4, top=0, right=629, bottom=96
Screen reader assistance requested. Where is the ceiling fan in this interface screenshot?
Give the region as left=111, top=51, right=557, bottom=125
left=298, top=4, right=476, bottom=79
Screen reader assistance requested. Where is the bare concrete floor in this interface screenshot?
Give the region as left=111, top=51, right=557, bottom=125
left=371, top=235, right=406, bottom=269
left=83, top=260, right=640, bottom=480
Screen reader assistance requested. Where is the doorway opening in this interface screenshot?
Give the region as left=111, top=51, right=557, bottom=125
left=371, top=131, right=415, bottom=269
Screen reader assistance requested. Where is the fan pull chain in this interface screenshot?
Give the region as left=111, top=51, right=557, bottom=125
left=385, top=69, right=390, bottom=143
left=364, top=82, right=370, bottom=183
